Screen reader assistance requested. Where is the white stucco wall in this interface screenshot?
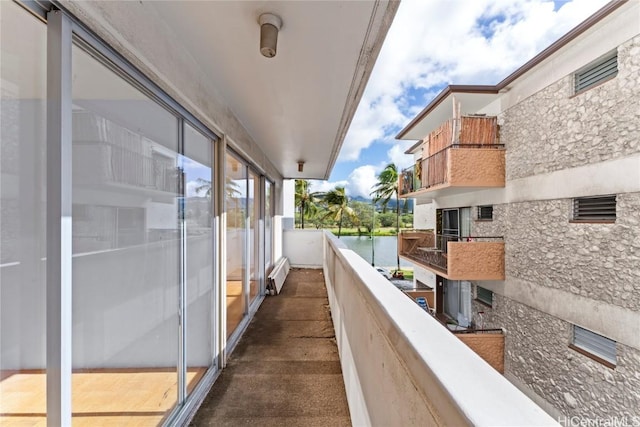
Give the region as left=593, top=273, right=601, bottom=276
left=283, top=229, right=323, bottom=268
left=413, top=202, right=435, bottom=230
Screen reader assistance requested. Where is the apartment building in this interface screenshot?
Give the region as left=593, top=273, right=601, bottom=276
left=0, top=1, right=398, bottom=424
left=397, top=0, right=640, bottom=419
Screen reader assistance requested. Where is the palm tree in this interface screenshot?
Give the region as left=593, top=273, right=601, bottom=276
left=294, top=180, right=319, bottom=229
left=321, top=186, right=358, bottom=238
left=194, top=176, right=241, bottom=199
left=371, top=163, right=400, bottom=273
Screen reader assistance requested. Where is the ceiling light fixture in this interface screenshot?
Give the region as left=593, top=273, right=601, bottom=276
left=259, top=13, right=282, bottom=58
left=297, top=161, right=305, bottom=173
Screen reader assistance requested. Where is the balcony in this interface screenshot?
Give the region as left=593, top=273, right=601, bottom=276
left=73, top=111, right=181, bottom=202
left=279, top=230, right=551, bottom=425
left=1, top=230, right=551, bottom=425
left=453, top=329, right=505, bottom=374
left=400, top=115, right=505, bottom=198
left=399, top=230, right=505, bottom=280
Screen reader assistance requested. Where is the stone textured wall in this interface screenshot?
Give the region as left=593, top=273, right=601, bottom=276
left=501, top=35, right=640, bottom=181
left=479, top=295, right=640, bottom=419
left=466, top=190, right=640, bottom=418
left=471, top=203, right=506, bottom=238
left=505, top=192, right=640, bottom=311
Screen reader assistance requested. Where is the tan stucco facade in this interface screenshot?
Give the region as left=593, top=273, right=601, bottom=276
left=457, top=333, right=505, bottom=373
left=447, top=242, right=505, bottom=280
left=448, top=148, right=505, bottom=188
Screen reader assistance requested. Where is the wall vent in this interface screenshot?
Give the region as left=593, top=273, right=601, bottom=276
left=572, top=195, right=616, bottom=222
left=574, top=52, right=617, bottom=93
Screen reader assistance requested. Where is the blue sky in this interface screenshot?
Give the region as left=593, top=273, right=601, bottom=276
left=311, top=0, right=608, bottom=198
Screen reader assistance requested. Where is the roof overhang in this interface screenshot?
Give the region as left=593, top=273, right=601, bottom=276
left=146, top=1, right=399, bottom=180
left=397, top=0, right=626, bottom=146
left=399, top=86, right=499, bottom=145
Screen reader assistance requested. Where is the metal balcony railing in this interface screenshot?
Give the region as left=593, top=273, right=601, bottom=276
left=399, top=230, right=503, bottom=275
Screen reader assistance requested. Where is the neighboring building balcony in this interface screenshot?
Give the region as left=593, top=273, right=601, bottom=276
left=452, top=328, right=505, bottom=374
left=74, top=141, right=181, bottom=194
left=398, top=229, right=505, bottom=280
left=399, top=115, right=505, bottom=198
left=73, top=111, right=181, bottom=201
left=401, top=289, right=506, bottom=373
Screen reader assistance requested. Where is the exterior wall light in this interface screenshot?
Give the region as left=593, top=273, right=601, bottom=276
left=259, top=13, right=282, bottom=58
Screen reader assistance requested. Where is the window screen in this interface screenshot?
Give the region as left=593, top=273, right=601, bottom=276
left=572, top=325, right=616, bottom=366
left=574, top=52, right=617, bottom=93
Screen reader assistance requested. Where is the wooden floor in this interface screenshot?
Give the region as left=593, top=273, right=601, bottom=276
left=0, top=368, right=205, bottom=426
left=226, top=279, right=259, bottom=338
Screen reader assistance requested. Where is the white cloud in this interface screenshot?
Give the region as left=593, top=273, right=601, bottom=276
left=387, top=143, right=415, bottom=171
left=186, top=180, right=200, bottom=197
left=340, top=0, right=609, bottom=163
left=346, top=165, right=379, bottom=198
left=309, top=179, right=348, bottom=195
left=310, top=164, right=380, bottom=199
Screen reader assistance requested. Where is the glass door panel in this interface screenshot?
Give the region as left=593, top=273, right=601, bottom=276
left=248, top=171, right=260, bottom=304
left=265, top=180, right=273, bottom=275
left=0, top=2, right=47, bottom=424
left=183, top=123, right=215, bottom=396
left=225, top=153, right=246, bottom=338
left=72, top=45, right=179, bottom=425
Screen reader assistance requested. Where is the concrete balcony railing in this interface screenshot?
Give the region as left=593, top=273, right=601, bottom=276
left=283, top=229, right=556, bottom=426
left=400, top=116, right=505, bottom=198
left=398, top=230, right=505, bottom=281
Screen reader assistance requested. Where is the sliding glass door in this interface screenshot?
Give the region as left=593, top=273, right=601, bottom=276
left=265, top=180, right=274, bottom=276
left=69, top=32, right=217, bottom=424
left=0, top=2, right=273, bottom=423
left=225, top=153, right=269, bottom=340
left=0, top=2, right=47, bottom=423
left=249, top=171, right=261, bottom=305
left=226, top=153, right=247, bottom=338
left=183, top=123, right=215, bottom=398
left=72, top=44, right=182, bottom=423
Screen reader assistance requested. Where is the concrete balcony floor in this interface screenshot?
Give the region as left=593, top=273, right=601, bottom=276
left=191, top=269, right=351, bottom=426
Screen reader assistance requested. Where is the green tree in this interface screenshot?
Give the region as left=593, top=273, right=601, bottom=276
left=400, top=213, right=414, bottom=228
left=349, top=200, right=375, bottom=235
left=371, top=163, right=401, bottom=272
left=294, top=180, right=319, bottom=229
left=377, top=212, right=396, bottom=228
left=321, top=186, right=358, bottom=238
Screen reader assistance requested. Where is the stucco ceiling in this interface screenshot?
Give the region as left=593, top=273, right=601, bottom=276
left=148, top=1, right=396, bottom=179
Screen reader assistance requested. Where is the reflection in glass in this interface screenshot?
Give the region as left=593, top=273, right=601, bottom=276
left=72, top=45, right=179, bottom=424
left=226, top=153, right=246, bottom=338
left=265, top=180, right=273, bottom=274
left=249, top=171, right=260, bottom=304
left=183, top=123, right=214, bottom=395
left=0, top=2, right=47, bottom=424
